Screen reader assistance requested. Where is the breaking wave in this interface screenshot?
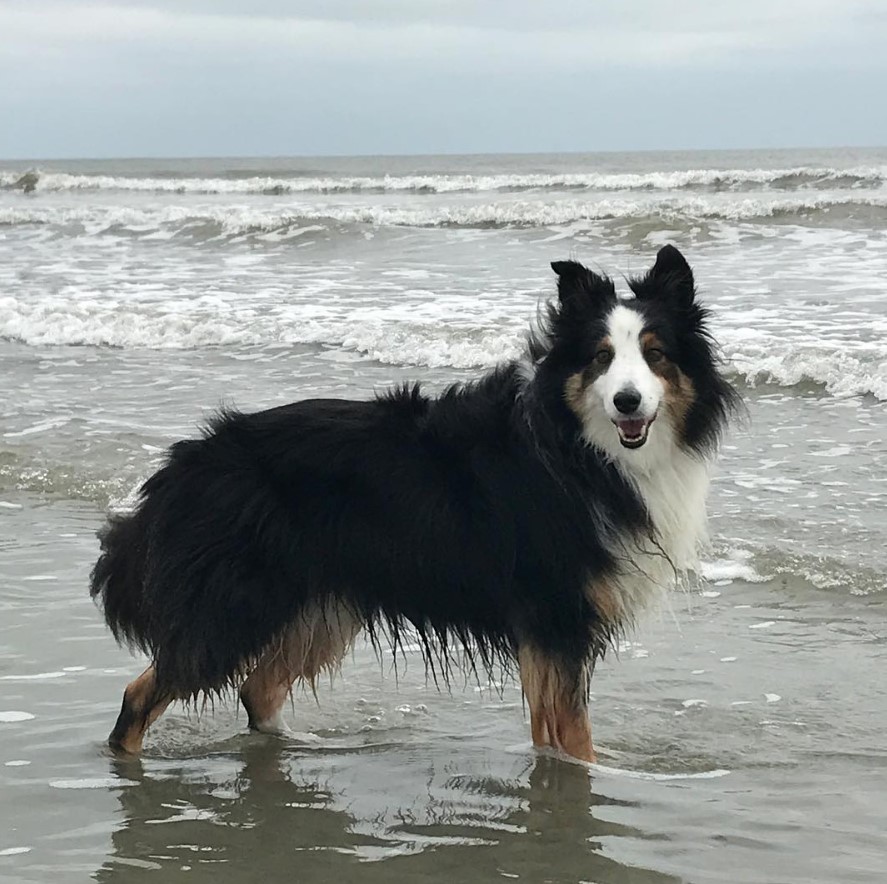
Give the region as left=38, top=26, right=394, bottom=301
left=2, top=193, right=887, bottom=238
left=2, top=165, right=886, bottom=196
left=2, top=294, right=885, bottom=399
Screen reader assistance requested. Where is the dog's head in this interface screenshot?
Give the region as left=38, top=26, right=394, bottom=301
left=535, top=246, right=736, bottom=460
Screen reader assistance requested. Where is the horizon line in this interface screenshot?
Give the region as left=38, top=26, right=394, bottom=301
left=2, top=143, right=885, bottom=165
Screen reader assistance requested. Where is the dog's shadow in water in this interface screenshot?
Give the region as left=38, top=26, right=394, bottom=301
left=95, top=740, right=680, bottom=884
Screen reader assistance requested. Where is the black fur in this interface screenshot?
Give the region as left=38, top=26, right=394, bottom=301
left=90, top=248, right=736, bottom=706
left=629, top=245, right=742, bottom=453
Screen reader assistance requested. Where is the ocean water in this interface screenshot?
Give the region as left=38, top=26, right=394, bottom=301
left=1, top=148, right=886, bottom=883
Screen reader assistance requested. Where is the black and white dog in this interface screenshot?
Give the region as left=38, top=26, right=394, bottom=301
left=91, top=245, right=737, bottom=761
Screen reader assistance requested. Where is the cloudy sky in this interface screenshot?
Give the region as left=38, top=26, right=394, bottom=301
left=1, top=0, right=885, bottom=158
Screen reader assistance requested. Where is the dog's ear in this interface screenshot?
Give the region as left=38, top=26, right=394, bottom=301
left=550, top=260, right=614, bottom=310
left=651, top=244, right=693, bottom=288
left=633, top=245, right=696, bottom=308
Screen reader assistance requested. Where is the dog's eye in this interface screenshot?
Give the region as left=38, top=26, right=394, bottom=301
left=594, top=349, right=613, bottom=366
left=645, top=348, right=665, bottom=364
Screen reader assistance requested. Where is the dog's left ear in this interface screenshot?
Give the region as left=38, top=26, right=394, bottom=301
left=550, top=260, right=615, bottom=311
left=634, top=245, right=696, bottom=308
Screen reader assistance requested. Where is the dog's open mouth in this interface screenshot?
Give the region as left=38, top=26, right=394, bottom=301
left=613, top=416, right=655, bottom=449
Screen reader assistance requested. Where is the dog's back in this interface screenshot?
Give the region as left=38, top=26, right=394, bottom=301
left=91, top=381, right=544, bottom=699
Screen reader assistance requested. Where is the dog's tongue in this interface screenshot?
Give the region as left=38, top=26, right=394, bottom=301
left=617, top=419, right=646, bottom=438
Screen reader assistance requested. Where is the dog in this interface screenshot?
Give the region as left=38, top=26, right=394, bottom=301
left=90, top=245, right=737, bottom=761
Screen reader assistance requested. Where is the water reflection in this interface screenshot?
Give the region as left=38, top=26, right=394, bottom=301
left=97, top=743, right=679, bottom=883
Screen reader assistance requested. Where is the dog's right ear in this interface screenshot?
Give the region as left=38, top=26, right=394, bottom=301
left=550, top=261, right=614, bottom=310
left=631, top=245, right=696, bottom=310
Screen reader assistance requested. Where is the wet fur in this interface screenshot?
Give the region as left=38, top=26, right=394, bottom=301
left=91, top=246, right=738, bottom=757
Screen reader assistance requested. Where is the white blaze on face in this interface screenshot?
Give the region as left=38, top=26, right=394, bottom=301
left=600, top=305, right=662, bottom=417
left=584, top=304, right=665, bottom=452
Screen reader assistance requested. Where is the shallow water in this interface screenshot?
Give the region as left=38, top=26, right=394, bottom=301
left=2, top=148, right=887, bottom=882
left=3, top=492, right=886, bottom=883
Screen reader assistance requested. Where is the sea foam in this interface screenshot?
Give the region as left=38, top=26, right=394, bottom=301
left=2, top=293, right=885, bottom=399
left=2, top=165, right=885, bottom=195
left=2, top=193, right=887, bottom=235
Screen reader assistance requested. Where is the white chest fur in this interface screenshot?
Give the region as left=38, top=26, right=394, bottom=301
left=624, top=450, right=710, bottom=569
left=606, top=442, right=711, bottom=619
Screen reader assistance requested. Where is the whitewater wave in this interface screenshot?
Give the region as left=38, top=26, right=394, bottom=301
left=724, top=341, right=887, bottom=400
left=0, top=295, right=526, bottom=368
left=701, top=544, right=886, bottom=595
left=2, top=294, right=886, bottom=399
left=2, top=165, right=886, bottom=196
left=2, top=193, right=887, bottom=237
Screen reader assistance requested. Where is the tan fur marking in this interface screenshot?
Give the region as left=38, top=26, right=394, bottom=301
left=664, top=369, right=696, bottom=433
left=518, top=646, right=595, bottom=763
left=240, top=603, right=361, bottom=729
left=238, top=654, right=294, bottom=728
left=586, top=578, right=622, bottom=625
left=108, top=665, right=172, bottom=755
left=564, top=371, right=587, bottom=417
left=641, top=333, right=672, bottom=375
left=640, top=332, right=696, bottom=435
left=564, top=336, right=613, bottom=420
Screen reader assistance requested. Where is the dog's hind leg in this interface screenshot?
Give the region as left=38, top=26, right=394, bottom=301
left=238, top=643, right=298, bottom=735
left=240, top=603, right=361, bottom=735
left=108, top=665, right=173, bottom=755
left=518, top=646, right=595, bottom=763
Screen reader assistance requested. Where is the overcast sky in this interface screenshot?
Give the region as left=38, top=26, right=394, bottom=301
left=1, top=0, right=885, bottom=158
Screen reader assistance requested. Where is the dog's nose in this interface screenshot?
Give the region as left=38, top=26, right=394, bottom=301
left=613, top=389, right=642, bottom=414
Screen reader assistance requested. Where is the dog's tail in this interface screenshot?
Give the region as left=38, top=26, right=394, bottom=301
left=89, top=429, right=303, bottom=699
left=90, top=510, right=150, bottom=652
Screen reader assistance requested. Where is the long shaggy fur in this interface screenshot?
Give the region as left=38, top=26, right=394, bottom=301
left=90, top=246, right=737, bottom=745
left=92, top=378, right=649, bottom=696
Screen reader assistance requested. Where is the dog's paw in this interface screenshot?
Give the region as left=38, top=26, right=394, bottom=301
left=249, top=711, right=292, bottom=736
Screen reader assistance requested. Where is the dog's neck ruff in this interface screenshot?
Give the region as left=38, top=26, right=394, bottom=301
left=595, top=434, right=711, bottom=626
left=614, top=441, right=710, bottom=573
